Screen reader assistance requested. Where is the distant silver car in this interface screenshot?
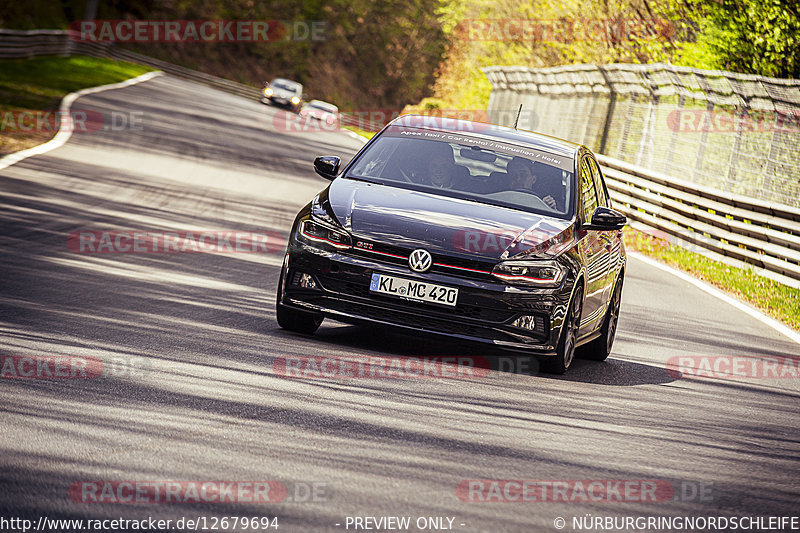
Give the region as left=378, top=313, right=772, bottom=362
left=262, top=78, right=303, bottom=112
left=299, top=100, right=339, bottom=126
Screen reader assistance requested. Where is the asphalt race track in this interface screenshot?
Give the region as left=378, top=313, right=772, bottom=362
left=1, top=75, right=799, bottom=532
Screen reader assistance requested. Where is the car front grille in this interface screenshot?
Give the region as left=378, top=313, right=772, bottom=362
left=349, top=243, right=496, bottom=281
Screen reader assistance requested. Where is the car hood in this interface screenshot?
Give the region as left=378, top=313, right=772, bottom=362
left=321, top=178, right=574, bottom=262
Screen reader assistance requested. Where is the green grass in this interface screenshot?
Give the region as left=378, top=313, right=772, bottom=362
left=624, top=227, right=800, bottom=332
left=0, top=55, right=153, bottom=154
left=0, top=55, right=153, bottom=111
left=342, top=126, right=376, bottom=140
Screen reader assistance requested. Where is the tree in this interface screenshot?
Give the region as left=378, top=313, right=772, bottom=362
left=678, top=0, right=800, bottom=78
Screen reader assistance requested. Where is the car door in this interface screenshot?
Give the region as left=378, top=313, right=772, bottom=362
left=587, top=156, right=618, bottom=309
left=577, top=157, right=610, bottom=335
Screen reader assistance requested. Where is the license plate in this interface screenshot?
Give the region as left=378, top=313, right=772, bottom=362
left=369, top=273, right=458, bottom=307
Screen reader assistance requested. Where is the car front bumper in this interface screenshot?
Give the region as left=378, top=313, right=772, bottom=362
left=262, top=96, right=297, bottom=107
left=279, top=242, right=575, bottom=356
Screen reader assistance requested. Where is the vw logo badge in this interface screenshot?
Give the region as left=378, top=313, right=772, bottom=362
left=408, top=249, right=432, bottom=273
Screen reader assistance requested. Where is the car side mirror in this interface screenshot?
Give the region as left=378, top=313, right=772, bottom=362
left=314, top=156, right=340, bottom=180
left=584, top=206, right=626, bottom=230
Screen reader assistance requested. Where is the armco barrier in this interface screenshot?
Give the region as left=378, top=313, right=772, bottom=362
left=598, top=154, right=800, bottom=282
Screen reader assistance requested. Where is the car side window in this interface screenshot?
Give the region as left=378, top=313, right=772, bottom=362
left=587, top=157, right=608, bottom=208
left=580, top=159, right=599, bottom=224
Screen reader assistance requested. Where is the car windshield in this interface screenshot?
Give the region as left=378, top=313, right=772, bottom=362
left=346, top=126, right=575, bottom=219
left=309, top=101, right=338, bottom=113
left=271, top=80, right=300, bottom=93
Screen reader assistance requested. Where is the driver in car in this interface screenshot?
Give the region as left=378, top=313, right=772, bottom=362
left=427, top=153, right=457, bottom=189
left=507, top=157, right=558, bottom=210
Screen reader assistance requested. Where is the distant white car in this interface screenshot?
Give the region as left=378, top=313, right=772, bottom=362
left=299, top=100, right=339, bottom=126
left=262, top=78, right=303, bottom=112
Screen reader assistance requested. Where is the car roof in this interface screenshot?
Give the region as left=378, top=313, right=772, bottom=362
left=387, top=114, right=582, bottom=158
left=271, top=78, right=302, bottom=88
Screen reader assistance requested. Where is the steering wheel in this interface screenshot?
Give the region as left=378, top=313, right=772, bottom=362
left=509, top=189, right=551, bottom=209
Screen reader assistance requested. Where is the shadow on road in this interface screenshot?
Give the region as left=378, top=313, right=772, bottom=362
left=287, top=323, right=678, bottom=386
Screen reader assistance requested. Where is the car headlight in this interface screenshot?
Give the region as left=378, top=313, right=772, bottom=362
left=491, top=260, right=565, bottom=287
left=291, top=96, right=300, bottom=105
left=264, top=88, right=273, bottom=96
left=298, top=219, right=352, bottom=250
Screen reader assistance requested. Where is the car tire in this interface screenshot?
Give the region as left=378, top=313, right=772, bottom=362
left=541, top=285, right=583, bottom=374
left=275, top=265, right=323, bottom=334
left=276, top=303, right=323, bottom=334
left=578, top=275, right=623, bottom=362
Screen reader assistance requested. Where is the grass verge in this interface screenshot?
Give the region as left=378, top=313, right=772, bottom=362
left=624, top=227, right=800, bottom=332
left=0, top=55, right=154, bottom=155
left=342, top=126, right=376, bottom=140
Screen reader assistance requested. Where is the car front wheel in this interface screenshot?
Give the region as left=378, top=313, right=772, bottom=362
left=276, top=303, right=323, bottom=334
left=541, top=285, right=583, bottom=374
left=578, top=276, right=623, bottom=361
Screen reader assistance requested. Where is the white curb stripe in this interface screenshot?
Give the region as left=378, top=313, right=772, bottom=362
left=629, top=252, right=800, bottom=346
left=0, top=71, right=163, bottom=172
left=344, top=129, right=369, bottom=144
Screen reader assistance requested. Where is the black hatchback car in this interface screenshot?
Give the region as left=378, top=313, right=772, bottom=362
left=276, top=115, right=626, bottom=373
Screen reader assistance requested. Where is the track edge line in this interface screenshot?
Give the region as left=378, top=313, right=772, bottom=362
left=628, top=251, right=800, bottom=346
left=0, top=70, right=164, bottom=172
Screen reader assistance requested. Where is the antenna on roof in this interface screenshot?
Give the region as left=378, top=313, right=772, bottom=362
left=513, top=104, right=523, bottom=129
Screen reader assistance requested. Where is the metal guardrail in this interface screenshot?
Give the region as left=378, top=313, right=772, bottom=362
left=598, top=154, right=800, bottom=282
left=0, top=29, right=260, bottom=100
left=337, top=113, right=385, bottom=133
